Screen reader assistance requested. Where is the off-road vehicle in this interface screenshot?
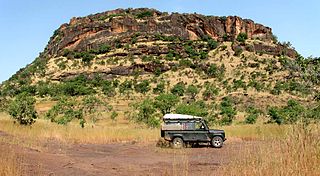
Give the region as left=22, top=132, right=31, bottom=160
left=161, top=114, right=226, bottom=148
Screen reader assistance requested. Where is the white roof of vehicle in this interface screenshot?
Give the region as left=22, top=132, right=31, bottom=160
left=163, top=114, right=203, bottom=120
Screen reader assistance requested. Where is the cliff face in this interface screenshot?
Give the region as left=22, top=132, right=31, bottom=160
left=45, top=8, right=274, bottom=57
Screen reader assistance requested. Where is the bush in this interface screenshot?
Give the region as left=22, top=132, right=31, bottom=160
left=245, top=114, right=258, bottom=124
left=46, top=97, right=85, bottom=127
left=207, top=39, right=219, bottom=50
left=134, top=80, right=151, bottom=94
left=136, top=11, right=153, bottom=18
left=154, top=93, right=180, bottom=115
left=244, top=106, right=261, bottom=124
left=186, top=85, right=199, bottom=100
left=8, top=93, right=37, bottom=125
left=131, top=99, right=160, bottom=128
left=175, top=101, right=208, bottom=117
left=119, top=80, right=133, bottom=95
left=219, top=96, right=237, bottom=125
left=236, top=33, right=248, bottom=43
left=102, top=80, right=116, bottom=97
left=268, top=99, right=306, bottom=125
left=153, top=81, right=165, bottom=94
left=234, top=46, right=243, bottom=56
left=111, top=111, right=118, bottom=122
left=171, top=82, right=185, bottom=96
left=206, top=64, right=225, bottom=79
left=202, top=84, right=220, bottom=100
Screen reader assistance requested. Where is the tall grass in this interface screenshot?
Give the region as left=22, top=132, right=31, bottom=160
left=0, top=113, right=159, bottom=144
left=0, top=148, right=22, bottom=176
left=222, top=124, right=320, bottom=175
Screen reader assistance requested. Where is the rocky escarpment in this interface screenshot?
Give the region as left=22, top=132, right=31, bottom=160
left=45, top=8, right=278, bottom=57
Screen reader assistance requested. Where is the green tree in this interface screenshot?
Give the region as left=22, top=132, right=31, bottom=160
left=132, top=99, right=160, bottom=128
left=154, top=93, right=180, bottom=115
left=175, top=101, right=208, bottom=117
left=8, top=93, right=37, bottom=125
left=110, top=111, right=118, bottom=122
left=134, top=80, right=151, bottom=94
left=171, top=82, right=185, bottom=96
left=45, top=97, right=85, bottom=127
left=236, top=33, right=248, bottom=43
left=186, top=85, right=199, bottom=100
left=219, top=96, right=237, bottom=125
left=153, top=81, right=165, bottom=94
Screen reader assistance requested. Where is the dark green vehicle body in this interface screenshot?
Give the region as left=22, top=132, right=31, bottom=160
left=161, top=114, right=226, bottom=148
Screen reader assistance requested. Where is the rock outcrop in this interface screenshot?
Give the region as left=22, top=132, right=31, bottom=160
left=45, top=8, right=274, bottom=57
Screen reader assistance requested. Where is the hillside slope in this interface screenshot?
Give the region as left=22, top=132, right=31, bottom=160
left=0, top=8, right=319, bottom=126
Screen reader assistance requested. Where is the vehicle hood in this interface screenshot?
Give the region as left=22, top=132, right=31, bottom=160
left=209, top=129, right=225, bottom=134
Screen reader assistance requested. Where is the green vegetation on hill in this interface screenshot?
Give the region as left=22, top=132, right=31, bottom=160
left=0, top=10, right=319, bottom=128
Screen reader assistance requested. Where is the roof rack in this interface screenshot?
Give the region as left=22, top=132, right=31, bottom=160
left=163, top=114, right=203, bottom=120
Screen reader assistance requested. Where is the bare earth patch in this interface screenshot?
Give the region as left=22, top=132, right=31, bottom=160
left=0, top=130, right=255, bottom=176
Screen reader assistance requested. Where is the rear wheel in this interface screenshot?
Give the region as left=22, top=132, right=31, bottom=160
left=211, top=136, right=223, bottom=148
left=172, top=137, right=184, bottom=149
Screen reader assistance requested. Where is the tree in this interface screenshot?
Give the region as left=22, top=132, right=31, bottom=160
left=132, top=99, right=160, bottom=128
left=134, top=80, right=151, bottom=94
left=186, top=85, right=199, bottom=100
left=219, top=96, right=237, bottom=125
left=171, top=82, right=185, bottom=96
left=45, top=97, right=85, bottom=127
left=153, top=81, right=165, bottom=94
left=8, top=93, right=37, bottom=125
left=154, top=93, right=179, bottom=115
left=236, top=33, right=248, bottom=43
left=175, top=101, right=208, bottom=117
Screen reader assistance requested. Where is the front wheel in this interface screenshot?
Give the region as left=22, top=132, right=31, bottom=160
left=211, top=136, right=223, bottom=148
left=172, top=137, right=184, bottom=149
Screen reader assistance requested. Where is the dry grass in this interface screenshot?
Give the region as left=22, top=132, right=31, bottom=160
left=0, top=113, right=159, bottom=145
left=222, top=124, right=320, bottom=176
left=0, top=148, right=22, bottom=176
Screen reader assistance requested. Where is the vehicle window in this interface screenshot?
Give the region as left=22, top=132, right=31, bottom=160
left=195, top=122, right=205, bottom=130
left=183, top=122, right=195, bottom=130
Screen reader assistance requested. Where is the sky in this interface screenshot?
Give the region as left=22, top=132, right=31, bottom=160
left=0, top=0, right=319, bottom=83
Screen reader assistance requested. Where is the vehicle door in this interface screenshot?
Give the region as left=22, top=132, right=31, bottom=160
left=193, top=121, right=210, bottom=142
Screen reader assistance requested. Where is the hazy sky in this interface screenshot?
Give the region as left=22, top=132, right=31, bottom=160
left=0, top=0, right=319, bottom=83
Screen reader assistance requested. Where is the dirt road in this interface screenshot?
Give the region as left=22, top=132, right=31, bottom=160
left=0, top=131, right=252, bottom=176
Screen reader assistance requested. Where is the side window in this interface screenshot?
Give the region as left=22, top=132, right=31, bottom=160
left=184, top=122, right=195, bottom=130
left=195, top=122, right=205, bottom=130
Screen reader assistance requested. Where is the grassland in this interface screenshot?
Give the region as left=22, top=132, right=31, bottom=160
left=1, top=112, right=319, bottom=175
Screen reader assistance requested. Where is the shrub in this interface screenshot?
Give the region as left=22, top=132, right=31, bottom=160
left=171, top=82, right=185, bottom=96
left=8, top=93, right=37, bottom=125
left=111, top=111, right=118, bottom=122
left=186, top=85, right=199, bottom=100
left=102, top=80, right=116, bottom=97
left=154, top=93, right=180, bottom=115
left=207, top=39, right=219, bottom=50
left=119, top=80, right=133, bottom=97
left=153, top=81, right=165, bottom=94
left=46, top=97, right=85, bottom=127
left=268, top=99, right=306, bottom=125
left=234, top=46, right=243, bottom=56
left=236, top=33, right=248, bottom=43
left=202, top=84, right=220, bottom=100
left=244, top=106, right=261, bottom=124
left=219, top=96, right=237, bottom=125
left=207, top=64, right=225, bottom=79
left=136, top=11, right=153, bottom=18
left=131, top=99, right=160, bottom=128
left=175, top=101, right=208, bottom=117
left=134, top=80, right=151, bottom=94
left=245, top=114, right=258, bottom=124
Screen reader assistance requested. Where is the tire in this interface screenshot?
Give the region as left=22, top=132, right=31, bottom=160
left=211, top=136, right=223, bottom=148
left=172, top=137, right=184, bottom=149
